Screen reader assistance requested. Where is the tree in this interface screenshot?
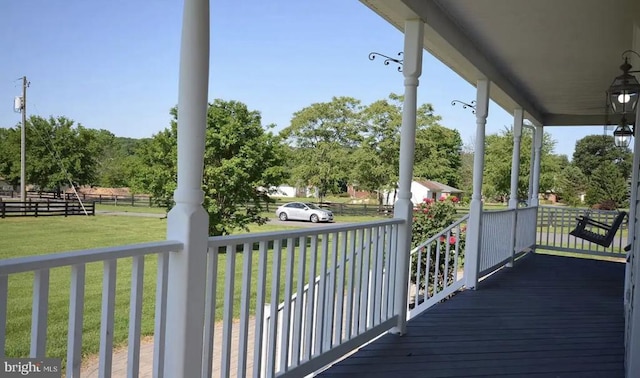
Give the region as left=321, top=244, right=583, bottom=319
left=483, top=127, right=560, bottom=201
left=281, top=97, right=362, bottom=200
left=572, top=134, right=632, bottom=207
left=458, top=143, right=474, bottom=196
left=96, top=136, right=147, bottom=188
left=413, top=119, right=463, bottom=188
left=556, top=165, right=588, bottom=206
left=0, top=127, right=21, bottom=188
left=0, top=116, right=106, bottom=193
left=352, top=94, right=402, bottom=205
left=134, top=100, right=288, bottom=236
left=352, top=94, right=461, bottom=204
left=585, top=161, right=629, bottom=208
left=573, top=135, right=632, bottom=179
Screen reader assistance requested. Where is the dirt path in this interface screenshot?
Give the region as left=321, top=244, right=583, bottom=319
left=81, top=318, right=256, bottom=377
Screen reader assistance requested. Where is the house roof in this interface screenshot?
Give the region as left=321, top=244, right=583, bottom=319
left=414, top=179, right=462, bottom=193
left=359, top=0, right=640, bottom=127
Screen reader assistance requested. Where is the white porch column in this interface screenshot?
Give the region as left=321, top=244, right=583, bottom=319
left=463, top=79, right=490, bottom=290
left=391, top=19, right=423, bottom=335
left=527, top=128, right=536, bottom=203
left=627, top=66, right=640, bottom=375
left=508, top=109, right=524, bottom=210
left=529, top=125, right=543, bottom=206
left=625, top=111, right=640, bottom=313
left=507, top=108, right=524, bottom=267
left=163, top=0, right=210, bottom=377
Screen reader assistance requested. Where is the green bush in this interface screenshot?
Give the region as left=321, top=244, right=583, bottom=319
left=411, top=196, right=466, bottom=294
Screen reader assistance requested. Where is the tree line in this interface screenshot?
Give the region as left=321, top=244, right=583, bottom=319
left=0, top=94, right=632, bottom=234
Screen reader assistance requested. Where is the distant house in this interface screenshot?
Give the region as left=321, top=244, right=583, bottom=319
left=271, top=185, right=318, bottom=198
left=346, top=185, right=375, bottom=200
left=382, top=179, right=463, bottom=206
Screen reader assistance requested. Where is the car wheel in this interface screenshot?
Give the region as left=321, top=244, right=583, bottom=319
left=279, top=212, right=288, bottom=221
left=310, top=214, right=319, bottom=223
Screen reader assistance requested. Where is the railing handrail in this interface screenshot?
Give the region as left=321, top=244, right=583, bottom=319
left=207, top=218, right=404, bottom=247
left=411, top=214, right=469, bottom=253
left=482, top=208, right=516, bottom=215
left=0, top=240, right=182, bottom=275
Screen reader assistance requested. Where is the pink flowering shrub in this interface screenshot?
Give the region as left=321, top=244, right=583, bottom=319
left=411, top=196, right=466, bottom=292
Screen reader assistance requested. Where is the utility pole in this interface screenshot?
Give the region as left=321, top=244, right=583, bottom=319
left=20, top=76, right=29, bottom=202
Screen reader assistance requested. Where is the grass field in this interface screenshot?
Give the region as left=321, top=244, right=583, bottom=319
left=95, top=203, right=167, bottom=214
left=0, top=213, right=370, bottom=363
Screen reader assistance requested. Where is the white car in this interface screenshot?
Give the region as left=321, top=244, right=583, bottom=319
left=275, top=202, right=334, bottom=223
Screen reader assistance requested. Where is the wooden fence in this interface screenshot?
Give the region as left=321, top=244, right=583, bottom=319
left=0, top=190, right=471, bottom=217
left=0, top=191, right=153, bottom=207
left=0, top=200, right=95, bottom=218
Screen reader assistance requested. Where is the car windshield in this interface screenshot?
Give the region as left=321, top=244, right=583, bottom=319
left=305, top=203, right=321, bottom=210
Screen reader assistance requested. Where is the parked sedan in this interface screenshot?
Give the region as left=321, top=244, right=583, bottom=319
left=275, top=202, right=334, bottom=223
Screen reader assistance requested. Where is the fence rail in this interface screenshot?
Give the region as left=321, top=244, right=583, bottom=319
left=0, top=191, right=154, bottom=207
left=0, top=200, right=95, bottom=218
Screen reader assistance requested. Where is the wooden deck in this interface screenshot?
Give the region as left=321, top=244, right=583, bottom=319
left=319, top=253, right=626, bottom=378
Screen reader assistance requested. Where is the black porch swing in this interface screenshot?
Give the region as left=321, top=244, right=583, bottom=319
left=569, top=211, right=627, bottom=248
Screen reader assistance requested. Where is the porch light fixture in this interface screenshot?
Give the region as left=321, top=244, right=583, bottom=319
left=368, top=52, right=403, bottom=72
left=613, top=115, right=634, bottom=148
left=607, top=50, right=640, bottom=114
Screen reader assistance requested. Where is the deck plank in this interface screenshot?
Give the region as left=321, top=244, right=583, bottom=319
left=319, top=253, right=625, bottom=378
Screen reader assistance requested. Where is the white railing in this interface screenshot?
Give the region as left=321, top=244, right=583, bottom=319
left=516, top=206, right=537, bottom=252
left=408, top=214, right=468, bottom=318
left=537, top=206, right=628, bottom=257
left=478, top=207, right=538, bottom=276
left=0, top=240, right=182, bottom=377
left=203, top=219, right=403, bottom=378
left=479, top=209, right=516, bottom=274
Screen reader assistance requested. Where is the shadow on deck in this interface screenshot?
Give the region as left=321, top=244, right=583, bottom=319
left=319, top=253, right=625, bottom=378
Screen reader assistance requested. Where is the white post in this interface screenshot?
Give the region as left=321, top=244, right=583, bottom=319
left=527, top=129, right=535, bottom=204
left=463, top=79, right=490, bottom=290
left=163, top=0, right=210, bottom=377
left=508, top=109, right=524, bottom=210
left=625, top=114, right=640, bottom=313
left=391, top=19, right=423, bottom=335
left=530, top=126, right=543, bottom=207
left=626, top=71, right=640, bottom=376
left=507, top=108, right=524, bottom=267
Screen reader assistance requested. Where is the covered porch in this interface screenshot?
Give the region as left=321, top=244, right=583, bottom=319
left=1, top=0, right=640, bottom=377
left=320, top=252, right=626, bottom=378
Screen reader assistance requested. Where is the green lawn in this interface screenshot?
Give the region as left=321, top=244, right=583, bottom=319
left=95, top=203, right=167, bottom=214
left=0, top=214, right=360, bottom=363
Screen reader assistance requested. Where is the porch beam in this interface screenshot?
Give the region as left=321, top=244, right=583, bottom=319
left=530, top=126, right=543, bottom=206
left=463, top=78, right=490, bottom=290
left=401, top=0, right=544, bottom=125
left=163, top=0, right=210, bottom=377
left=391, top=18, right=423, bottom=335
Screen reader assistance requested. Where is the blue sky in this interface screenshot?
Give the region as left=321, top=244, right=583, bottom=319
left=0, top=0, right=602, bottom=157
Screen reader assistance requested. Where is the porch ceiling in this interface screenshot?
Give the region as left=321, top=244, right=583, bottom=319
left=360, top=0, right=640, bottom=126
